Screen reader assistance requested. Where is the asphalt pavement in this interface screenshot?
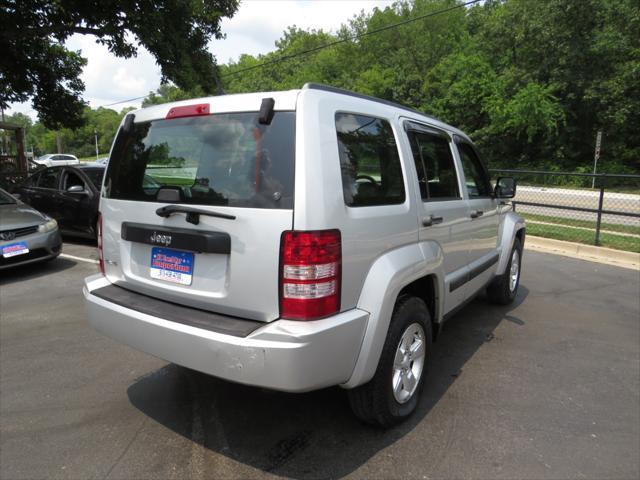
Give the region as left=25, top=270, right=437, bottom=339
left=1, top=241, right=639, bottom=479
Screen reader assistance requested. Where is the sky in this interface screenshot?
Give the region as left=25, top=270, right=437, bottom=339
left=9, top=0, right=395, bottom=120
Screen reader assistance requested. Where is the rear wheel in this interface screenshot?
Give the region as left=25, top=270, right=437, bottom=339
left=348, top=296, right=432, bottom=427
left=487, top=238, right=522, bottom=305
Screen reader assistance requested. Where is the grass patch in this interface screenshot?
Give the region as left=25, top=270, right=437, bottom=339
left=515, top=182, right=640, bottom=195
left=527, top=222, right=640, bottom=253
left=522, top=212, right=640, bottom=235
left=147, top=175, right=194, bottom=186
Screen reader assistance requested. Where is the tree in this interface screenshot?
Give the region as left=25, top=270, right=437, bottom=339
left=0, top=0, right=239, bottom=129
left=142, top=83, right=201, bottom=107
left=469, top=0, right=639, bottom=170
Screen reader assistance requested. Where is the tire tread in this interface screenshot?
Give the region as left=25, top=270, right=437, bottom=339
left=348, top=295, right=432, bottom=427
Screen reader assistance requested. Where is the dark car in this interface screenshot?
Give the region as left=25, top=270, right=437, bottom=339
left=15, top=165, right=105, bottom=239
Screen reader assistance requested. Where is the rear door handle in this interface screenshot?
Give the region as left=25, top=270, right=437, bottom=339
left=470, top=210, right=484, bottom=219
left=422, top=215, right=444, bottom=227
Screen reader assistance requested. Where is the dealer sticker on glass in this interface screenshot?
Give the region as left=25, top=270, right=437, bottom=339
left=2, top=242, right=29, bottom=258
left=150, top=247, right=194, bottom=286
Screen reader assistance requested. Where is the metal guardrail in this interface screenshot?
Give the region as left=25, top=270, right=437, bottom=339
left=490, top=169, right=640, bottom=251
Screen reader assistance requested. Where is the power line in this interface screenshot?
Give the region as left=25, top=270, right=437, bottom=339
left=100, top=95, right=149, bottom=107
left=97, top=0, right=482, bottom=108
left=221, top=0, right=482, bottom=79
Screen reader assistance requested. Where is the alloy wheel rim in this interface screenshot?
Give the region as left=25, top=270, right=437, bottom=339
left=392, top=323, right=426, bottom=404
left=509, top=249, right=520, bottom=292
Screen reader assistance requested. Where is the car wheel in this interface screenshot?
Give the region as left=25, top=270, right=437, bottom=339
left=348, top=296, right=432, bottom=427
left=487, top=238, right=522, bottom=305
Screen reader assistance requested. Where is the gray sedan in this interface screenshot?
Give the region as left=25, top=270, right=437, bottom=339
left=0, top=188, right=62, bottom=270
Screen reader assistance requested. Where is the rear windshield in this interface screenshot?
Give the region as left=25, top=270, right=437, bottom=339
left=104, top=112, right=295, bottom=209
left=0, top=189, right=16, bottom=205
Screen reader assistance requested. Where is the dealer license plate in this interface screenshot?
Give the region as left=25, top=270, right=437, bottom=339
left=150, top=247, right=194, bottom=286
left=2, top=242, right=29, bottom=258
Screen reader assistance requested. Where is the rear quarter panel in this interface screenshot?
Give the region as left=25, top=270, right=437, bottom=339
left=293, top=89, right=420, bottom=311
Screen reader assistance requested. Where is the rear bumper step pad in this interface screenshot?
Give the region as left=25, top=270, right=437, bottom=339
left=91, top=284, right=262, bottom=337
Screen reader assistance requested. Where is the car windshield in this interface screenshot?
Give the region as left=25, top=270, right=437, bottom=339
left=104, top=111, right=296, bottom=209
left=0, top=188, right=17, bottom=205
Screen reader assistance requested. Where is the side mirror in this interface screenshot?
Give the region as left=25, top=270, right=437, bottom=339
left=495, top=177, right=516, bottom=199
left=67, top=185, right=87, bottom=195
left=12, top=193, right=22, bottom=200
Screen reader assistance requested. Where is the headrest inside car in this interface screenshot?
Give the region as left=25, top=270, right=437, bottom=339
left=156, top=187, right=182, bottom=203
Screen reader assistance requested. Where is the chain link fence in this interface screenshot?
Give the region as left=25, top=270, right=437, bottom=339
left=490, top=169, right=640, bottom=253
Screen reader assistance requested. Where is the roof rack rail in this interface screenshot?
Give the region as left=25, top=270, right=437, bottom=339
left=302, top=83, right=441, bottom=122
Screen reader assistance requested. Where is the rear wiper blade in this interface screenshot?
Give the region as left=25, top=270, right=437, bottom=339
left=155, top=205, right=236, bottom=225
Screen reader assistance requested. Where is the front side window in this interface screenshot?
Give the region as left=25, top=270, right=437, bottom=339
left=457, top=142, right=492, bottom=198
left=105, top=112, right=295, bottom=209
left=408, top=130, right=460, bottom=201
left=63, top=170, right=85, bottom=190
left=336, top=113, right=405, bottom=207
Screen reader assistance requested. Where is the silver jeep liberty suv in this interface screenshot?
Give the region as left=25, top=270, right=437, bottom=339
left=84, top=83, right=525, bottom=427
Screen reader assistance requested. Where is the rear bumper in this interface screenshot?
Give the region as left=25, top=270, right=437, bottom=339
left=83, top=274, right=369, bottom=392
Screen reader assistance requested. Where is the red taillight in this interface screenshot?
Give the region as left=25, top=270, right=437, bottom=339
left=97, top=213, right=104, bottom=275
left=165, top=103, right=210, bottom=119
left=279, top=230, right=341, bottom=320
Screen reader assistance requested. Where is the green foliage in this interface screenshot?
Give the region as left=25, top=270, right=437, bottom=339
left=218, top=0, right=639, bottom=174
left=9, top=0, right=639, bottom=174
left=0, top=0, right=239, bottom=129
left=142, top=83, right=205, bottom=107
left=7, top=107, right=133, bottom=159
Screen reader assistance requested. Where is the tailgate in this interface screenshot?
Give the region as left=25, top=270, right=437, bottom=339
left=100, top=108, right=295, bottom=322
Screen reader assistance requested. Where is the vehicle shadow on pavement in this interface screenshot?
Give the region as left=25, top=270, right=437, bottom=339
left=127, top=287, right=529, bottom=479
left=62, top=236, right=97, bottom=247
left=0, top=257, right=76, bottom=285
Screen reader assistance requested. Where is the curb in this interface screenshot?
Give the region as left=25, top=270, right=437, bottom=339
left=525, top=236, right=640, bottom=271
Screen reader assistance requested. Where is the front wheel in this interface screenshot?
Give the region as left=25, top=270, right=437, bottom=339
left=487, top=238, right=523, bottom=305
left=348, top=296, right=432, bottom=427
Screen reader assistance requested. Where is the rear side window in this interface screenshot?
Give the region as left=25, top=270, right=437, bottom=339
left=38, top=169, right=59, bottom=189
left=83, top=169, right=105, bottom=189
left=408, top=130, right=460, bottom=201
left=336, top=113, right=405, bottom=207
left=105, top=112, right=295, bottom=209
left=24, top=172, right=41, bottom=187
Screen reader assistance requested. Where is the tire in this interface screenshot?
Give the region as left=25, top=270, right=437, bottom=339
left=348, top=296, right=432, bottom=427
left=487, top=238, right=522, bottom=305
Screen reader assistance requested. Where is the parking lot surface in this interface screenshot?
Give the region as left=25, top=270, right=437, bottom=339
left=1, top=242, right=639, bottom=479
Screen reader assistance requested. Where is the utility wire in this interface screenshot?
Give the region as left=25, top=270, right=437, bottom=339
left=100, top=95, right=149, bottom=107
left=97, top=0, right=482, bottom=108
left=222, top=0, right=481, bottom=79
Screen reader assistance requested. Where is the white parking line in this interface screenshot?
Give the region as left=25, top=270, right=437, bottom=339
left=60, top=253, right=99, bottom=264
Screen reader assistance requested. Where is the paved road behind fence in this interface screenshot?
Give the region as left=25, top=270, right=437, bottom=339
left=492, top=169, right=640, bottom=252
